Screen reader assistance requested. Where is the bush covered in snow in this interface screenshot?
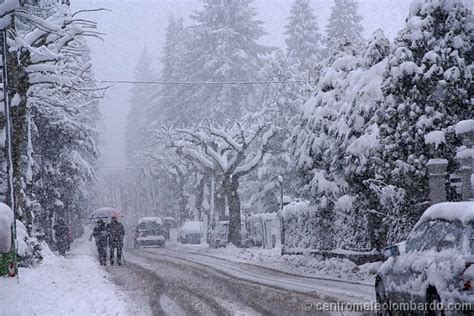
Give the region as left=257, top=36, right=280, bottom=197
left=0, top=203, right=14, bottom=253
left=16, top=220, right=43, bottom=268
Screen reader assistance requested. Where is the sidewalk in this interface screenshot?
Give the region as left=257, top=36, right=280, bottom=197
left=0, top=234, right=133, bottom=315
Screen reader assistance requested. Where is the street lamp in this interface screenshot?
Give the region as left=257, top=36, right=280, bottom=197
left=277, top=175, right=283, bottom=212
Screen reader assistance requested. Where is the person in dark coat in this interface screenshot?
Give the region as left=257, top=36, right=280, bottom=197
left=53, top=219, right=68, bottom=256
left=89, top=219, right=108, bottom=265
left=106, top=216, right=125, bottom=265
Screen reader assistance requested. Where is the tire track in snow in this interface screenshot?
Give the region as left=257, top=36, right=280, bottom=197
left=125, top=251, right=240, bottom=316
left=128, top=249, right=336, bottom=315
left=143, top=248, right=375, bottom=303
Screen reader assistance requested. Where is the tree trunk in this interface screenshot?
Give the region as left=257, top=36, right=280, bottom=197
left=215, top=175, right=227, bottom=221
left=227, top=176, right=241, bottom=246
left=8, top=49, right=29, bottom=220
left=194, top=174, right=205, bottom=220
left=177, top=176, right=188, bottom=225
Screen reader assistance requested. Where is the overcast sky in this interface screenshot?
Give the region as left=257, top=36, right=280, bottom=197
left=70, top=0, right=470, bottom=171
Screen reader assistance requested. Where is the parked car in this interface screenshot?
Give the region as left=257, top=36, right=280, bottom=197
left=134, top=217, right=165, bottom=249
left=178, top=221, right=203, bottom=244
left=376, top=202, right=474, bottom=315
left=208, top=221, right=228, bottom=248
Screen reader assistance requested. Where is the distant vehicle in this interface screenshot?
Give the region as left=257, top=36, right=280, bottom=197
left=208, top=221, right=228, bottom=248
left=178, top=221, right=203, bottom=244
left=134, top=217, right=165, bottom=249
left=376, top=202, right=474, bottom=315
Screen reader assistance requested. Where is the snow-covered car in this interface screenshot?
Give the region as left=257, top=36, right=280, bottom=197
left=208, top=221, right=228, bottom=248
left=134, top=217, right=165, bottom=249
left=178, top=221, right=203, bottom=244
left=376, top=202, right=474, bottom=314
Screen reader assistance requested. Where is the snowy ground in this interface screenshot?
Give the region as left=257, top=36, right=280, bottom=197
left=0, top=234, right=145, bottom=316
left=167, top=242, right=380, bottom=285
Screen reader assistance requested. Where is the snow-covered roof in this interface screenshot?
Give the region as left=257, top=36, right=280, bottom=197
left=418, top=202, right=474, bottom=225
left=138, top=217, right=162, bottom=225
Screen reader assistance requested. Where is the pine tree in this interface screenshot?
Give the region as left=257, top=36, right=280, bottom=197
left=377, top=0, right=473, bottom=211
left=245, top=50, right=303, bottom=215
left=284, top=0, right=322, bottom=73
left=324, top=0, right=364, bottom=56
left=125, top=47, right=157, bottom=166
left=158, top=15, right=192, bottom=127
left=184, top=0, right=271, bottom=122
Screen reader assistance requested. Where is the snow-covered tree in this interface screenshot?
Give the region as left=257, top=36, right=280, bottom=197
left=324, top=0, right=364, bottom=56
left=284, top=0, right=322, bottom=73
left=377, top=0, right=473, bottom=214
left=125, top=47, right=157, bottom=166
left=173, top=119, right=275, bottom=246
left=287, top=29, right=394, bottom=250
left=0, top=1, right=102, bottom=245
left=245, top=50, right=304, bottom=214
left=183, top=0, right=271, bottom=123
left=154, top=15, right=189, bottom=127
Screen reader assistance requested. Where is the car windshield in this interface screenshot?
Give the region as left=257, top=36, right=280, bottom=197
left=137, top=222, right=162, bottom=232
left=407, top=220, right=463, bottom=253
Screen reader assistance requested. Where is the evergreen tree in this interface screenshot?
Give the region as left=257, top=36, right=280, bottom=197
left=18, top=5, right=102, bottom=242
left=158, top=15, right=193, bottom=127
left=287, top=30, right=393, bottom=250
left=184, top=0, right=271, bottom=123
left=125, top=47, right=157, bottom=166
left=324, top=0, right=364, bottom=56
left=284, top=0, right=322, bottom=73
left=245, top=50, right=303, bottom=214
left=377, top=0, right=473, bottom=211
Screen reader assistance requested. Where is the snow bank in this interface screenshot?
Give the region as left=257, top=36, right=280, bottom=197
left=169, top=243, right=377, bottom=284
left=418, top=202, right=474, bottom=225
left=0, top=202, right=13, bottom=253
left=0, top=239, right=129, bottom=315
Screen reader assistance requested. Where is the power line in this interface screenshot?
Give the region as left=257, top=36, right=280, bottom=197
left=96, top=79, right=317, bottom=86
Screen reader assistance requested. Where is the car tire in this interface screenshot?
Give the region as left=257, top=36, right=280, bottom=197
left=426, top=288, right=444, bottom=316
left=375, top=279, right=391, bottom=316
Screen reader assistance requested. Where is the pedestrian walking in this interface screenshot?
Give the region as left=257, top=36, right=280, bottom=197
left=53, top=218, right=68, bottom=256
left=89, top=219, right=108, bottom=265
left=106, top=216, right=125, bottom=265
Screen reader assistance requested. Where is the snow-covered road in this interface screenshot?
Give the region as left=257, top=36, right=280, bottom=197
left=116, top=247, right=377, bottom=315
